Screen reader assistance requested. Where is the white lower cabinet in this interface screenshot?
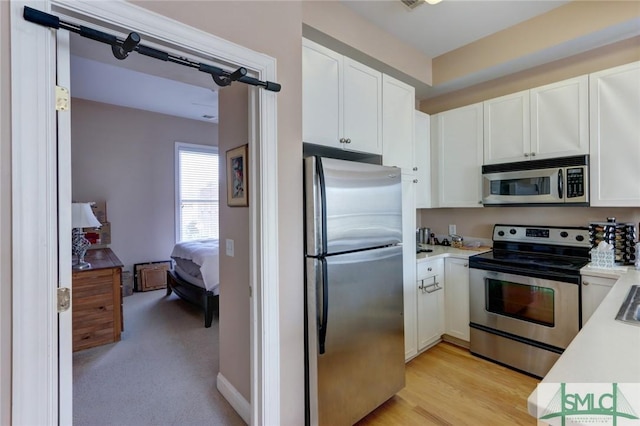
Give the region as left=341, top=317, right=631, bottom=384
left=444, top=258, right=471, bottom=342
left=581, top=274, right=617, bottom=325
left=416, top=259, right=445, bottom=351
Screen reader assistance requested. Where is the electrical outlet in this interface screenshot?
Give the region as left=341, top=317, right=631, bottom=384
left=226, top=239, right=235, bottom=257
left=448, top=224, right=456, bottom=235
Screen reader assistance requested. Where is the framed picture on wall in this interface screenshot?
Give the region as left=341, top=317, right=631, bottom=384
left=226, top=144, right=248, bottom=207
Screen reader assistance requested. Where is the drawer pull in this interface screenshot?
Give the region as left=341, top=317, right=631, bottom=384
left=424, top=282, right=442, bottom=294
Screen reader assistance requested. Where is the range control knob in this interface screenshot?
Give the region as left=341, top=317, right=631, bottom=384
left=560, top=231, right=569, bottom=238
left=509, top=228, right=517, bottom=235
left=576, top=235, right=585, bottom=242
left=498, top=231, right=505, bottom=237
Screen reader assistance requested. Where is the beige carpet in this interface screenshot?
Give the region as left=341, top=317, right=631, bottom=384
left=73, top=290, right=245, bottom=426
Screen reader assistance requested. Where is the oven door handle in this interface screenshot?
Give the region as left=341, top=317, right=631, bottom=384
left=558, top=168, right=563, bottom=200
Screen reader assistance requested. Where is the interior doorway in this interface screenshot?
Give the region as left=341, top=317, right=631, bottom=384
left=66, top=27, right=244, bottom=423
left=10, top=1, right=281, bottom=424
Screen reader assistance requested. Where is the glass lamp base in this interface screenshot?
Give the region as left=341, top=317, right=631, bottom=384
left=73, top=261, right=92, bottom=270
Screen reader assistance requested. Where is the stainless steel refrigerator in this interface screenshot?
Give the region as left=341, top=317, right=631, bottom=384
left=304, top=156, right=405, bottom=426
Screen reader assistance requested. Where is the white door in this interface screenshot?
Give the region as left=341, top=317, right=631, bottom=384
left=56, top=30, right=74, bottom=425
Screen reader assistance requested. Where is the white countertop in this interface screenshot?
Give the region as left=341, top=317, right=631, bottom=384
left=416, top=244, right=491, bottom=262
left=527, top=269, right=640, bottom=418
left=580, top=263, right=631, bottom=279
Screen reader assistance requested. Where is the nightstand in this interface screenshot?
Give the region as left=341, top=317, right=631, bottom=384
left=72, top=248, right=123, bottom=351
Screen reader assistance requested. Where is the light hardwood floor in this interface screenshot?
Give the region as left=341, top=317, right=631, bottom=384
left=357, top=342, right=539, bottom=425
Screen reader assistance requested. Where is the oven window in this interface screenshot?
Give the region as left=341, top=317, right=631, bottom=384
left=490, top=177, right=551, bottom=196
left=485, top=279, right=555, bottom=327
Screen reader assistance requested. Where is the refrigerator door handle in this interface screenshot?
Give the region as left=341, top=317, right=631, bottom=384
left=317, top=158, right=328, bottom=255
left=319, top=258, right=328, bottom=354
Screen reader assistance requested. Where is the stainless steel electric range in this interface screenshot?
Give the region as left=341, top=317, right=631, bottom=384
left=468, top=224, right=591, bottom=378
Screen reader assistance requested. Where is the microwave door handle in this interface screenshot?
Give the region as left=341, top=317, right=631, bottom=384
left=558, top=169, right=563, bottom=200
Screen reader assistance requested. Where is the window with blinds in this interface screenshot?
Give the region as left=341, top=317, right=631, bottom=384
left=175, top=142, right=219, bottom=242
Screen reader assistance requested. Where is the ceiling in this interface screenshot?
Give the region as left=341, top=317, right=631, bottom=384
left=341, top=0, right=570, bottom=58
left=69, top=1, right=633, bottom=122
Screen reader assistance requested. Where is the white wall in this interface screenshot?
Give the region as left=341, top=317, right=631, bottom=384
left=71, top=98, right=218, bottom=272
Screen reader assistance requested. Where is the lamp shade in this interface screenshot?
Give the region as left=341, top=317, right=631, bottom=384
left=72, top=203, right=102, bottom=228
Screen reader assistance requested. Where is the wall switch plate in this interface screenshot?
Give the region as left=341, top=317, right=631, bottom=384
left=226, top=239, right=234, bottom=257
left=448, top=224, right=456, bottom=235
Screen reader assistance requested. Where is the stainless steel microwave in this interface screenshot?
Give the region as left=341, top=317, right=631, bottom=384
left=482, top=155, right=589, bottom=206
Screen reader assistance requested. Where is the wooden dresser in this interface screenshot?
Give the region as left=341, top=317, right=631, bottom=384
left=72, top=248, right=123, bottom=352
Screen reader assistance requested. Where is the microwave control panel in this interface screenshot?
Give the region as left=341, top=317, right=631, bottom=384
left=566, top=168, right=585, bottom=198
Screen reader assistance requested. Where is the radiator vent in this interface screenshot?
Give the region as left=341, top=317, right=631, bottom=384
left=400, top=0, right=425, bottom=9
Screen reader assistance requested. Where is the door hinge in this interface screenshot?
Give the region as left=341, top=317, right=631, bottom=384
left=55, top=86, right=69, bottom=111
left=57, top=287, right=71, bottom=312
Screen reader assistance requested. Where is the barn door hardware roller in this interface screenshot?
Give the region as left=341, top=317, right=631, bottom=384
left=22, top=6, right=282, bottom=93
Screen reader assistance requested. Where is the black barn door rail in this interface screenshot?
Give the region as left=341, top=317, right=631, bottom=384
left=23, top=6, right=282, bottom=93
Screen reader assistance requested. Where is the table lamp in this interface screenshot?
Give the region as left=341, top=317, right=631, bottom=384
left=72, top=202, right=102, bottom=270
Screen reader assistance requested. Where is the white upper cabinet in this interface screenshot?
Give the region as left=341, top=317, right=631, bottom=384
left=432, top=103, right=484, bottom=208
left=483, top=76, right=589, bottom=165
left=414, top=111, right=431, bottom=209
left=484, top=90, right=530, bottom=165
left=302, top=38, right=382, bottom=154
left=589, top=61, right=640, bottom=207
left=531, top=76, right=589, bottom=160
left=382, top=74, right=415, bottom=173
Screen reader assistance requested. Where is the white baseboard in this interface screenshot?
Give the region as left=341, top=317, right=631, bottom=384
left=217, top=372, right=251, bottom=424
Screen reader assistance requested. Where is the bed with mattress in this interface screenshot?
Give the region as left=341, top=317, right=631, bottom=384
left=167, top=239, right=219, bottom=328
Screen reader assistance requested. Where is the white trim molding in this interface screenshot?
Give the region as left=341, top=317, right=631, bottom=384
left=217, top=373, right=251, bottom=425
left=11, top=0, right=281, bottom=424
left=10, top=1, right=59, bottom=424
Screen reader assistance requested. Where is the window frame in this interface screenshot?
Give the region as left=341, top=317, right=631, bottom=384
left=174, top=141, right=219, bottom=243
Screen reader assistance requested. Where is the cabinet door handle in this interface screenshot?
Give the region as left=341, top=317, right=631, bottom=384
left=583, top=281, right=590, bottom=286
left=531, top=152, right=536, bottom=157
left=413, top=179, right=418, bottom=183
left=478, top=201, right=483, bottom=204
left=345, top=138, right=351, bottom=144
left=464, top=264, right=468, bottom=267
left=427, top=267, right=432, bottom=272
left=524, top=153, right=530, bottom=158
left=339, top=138, right=346, bottom=144
left=413, top=167, right=418, bottom=171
